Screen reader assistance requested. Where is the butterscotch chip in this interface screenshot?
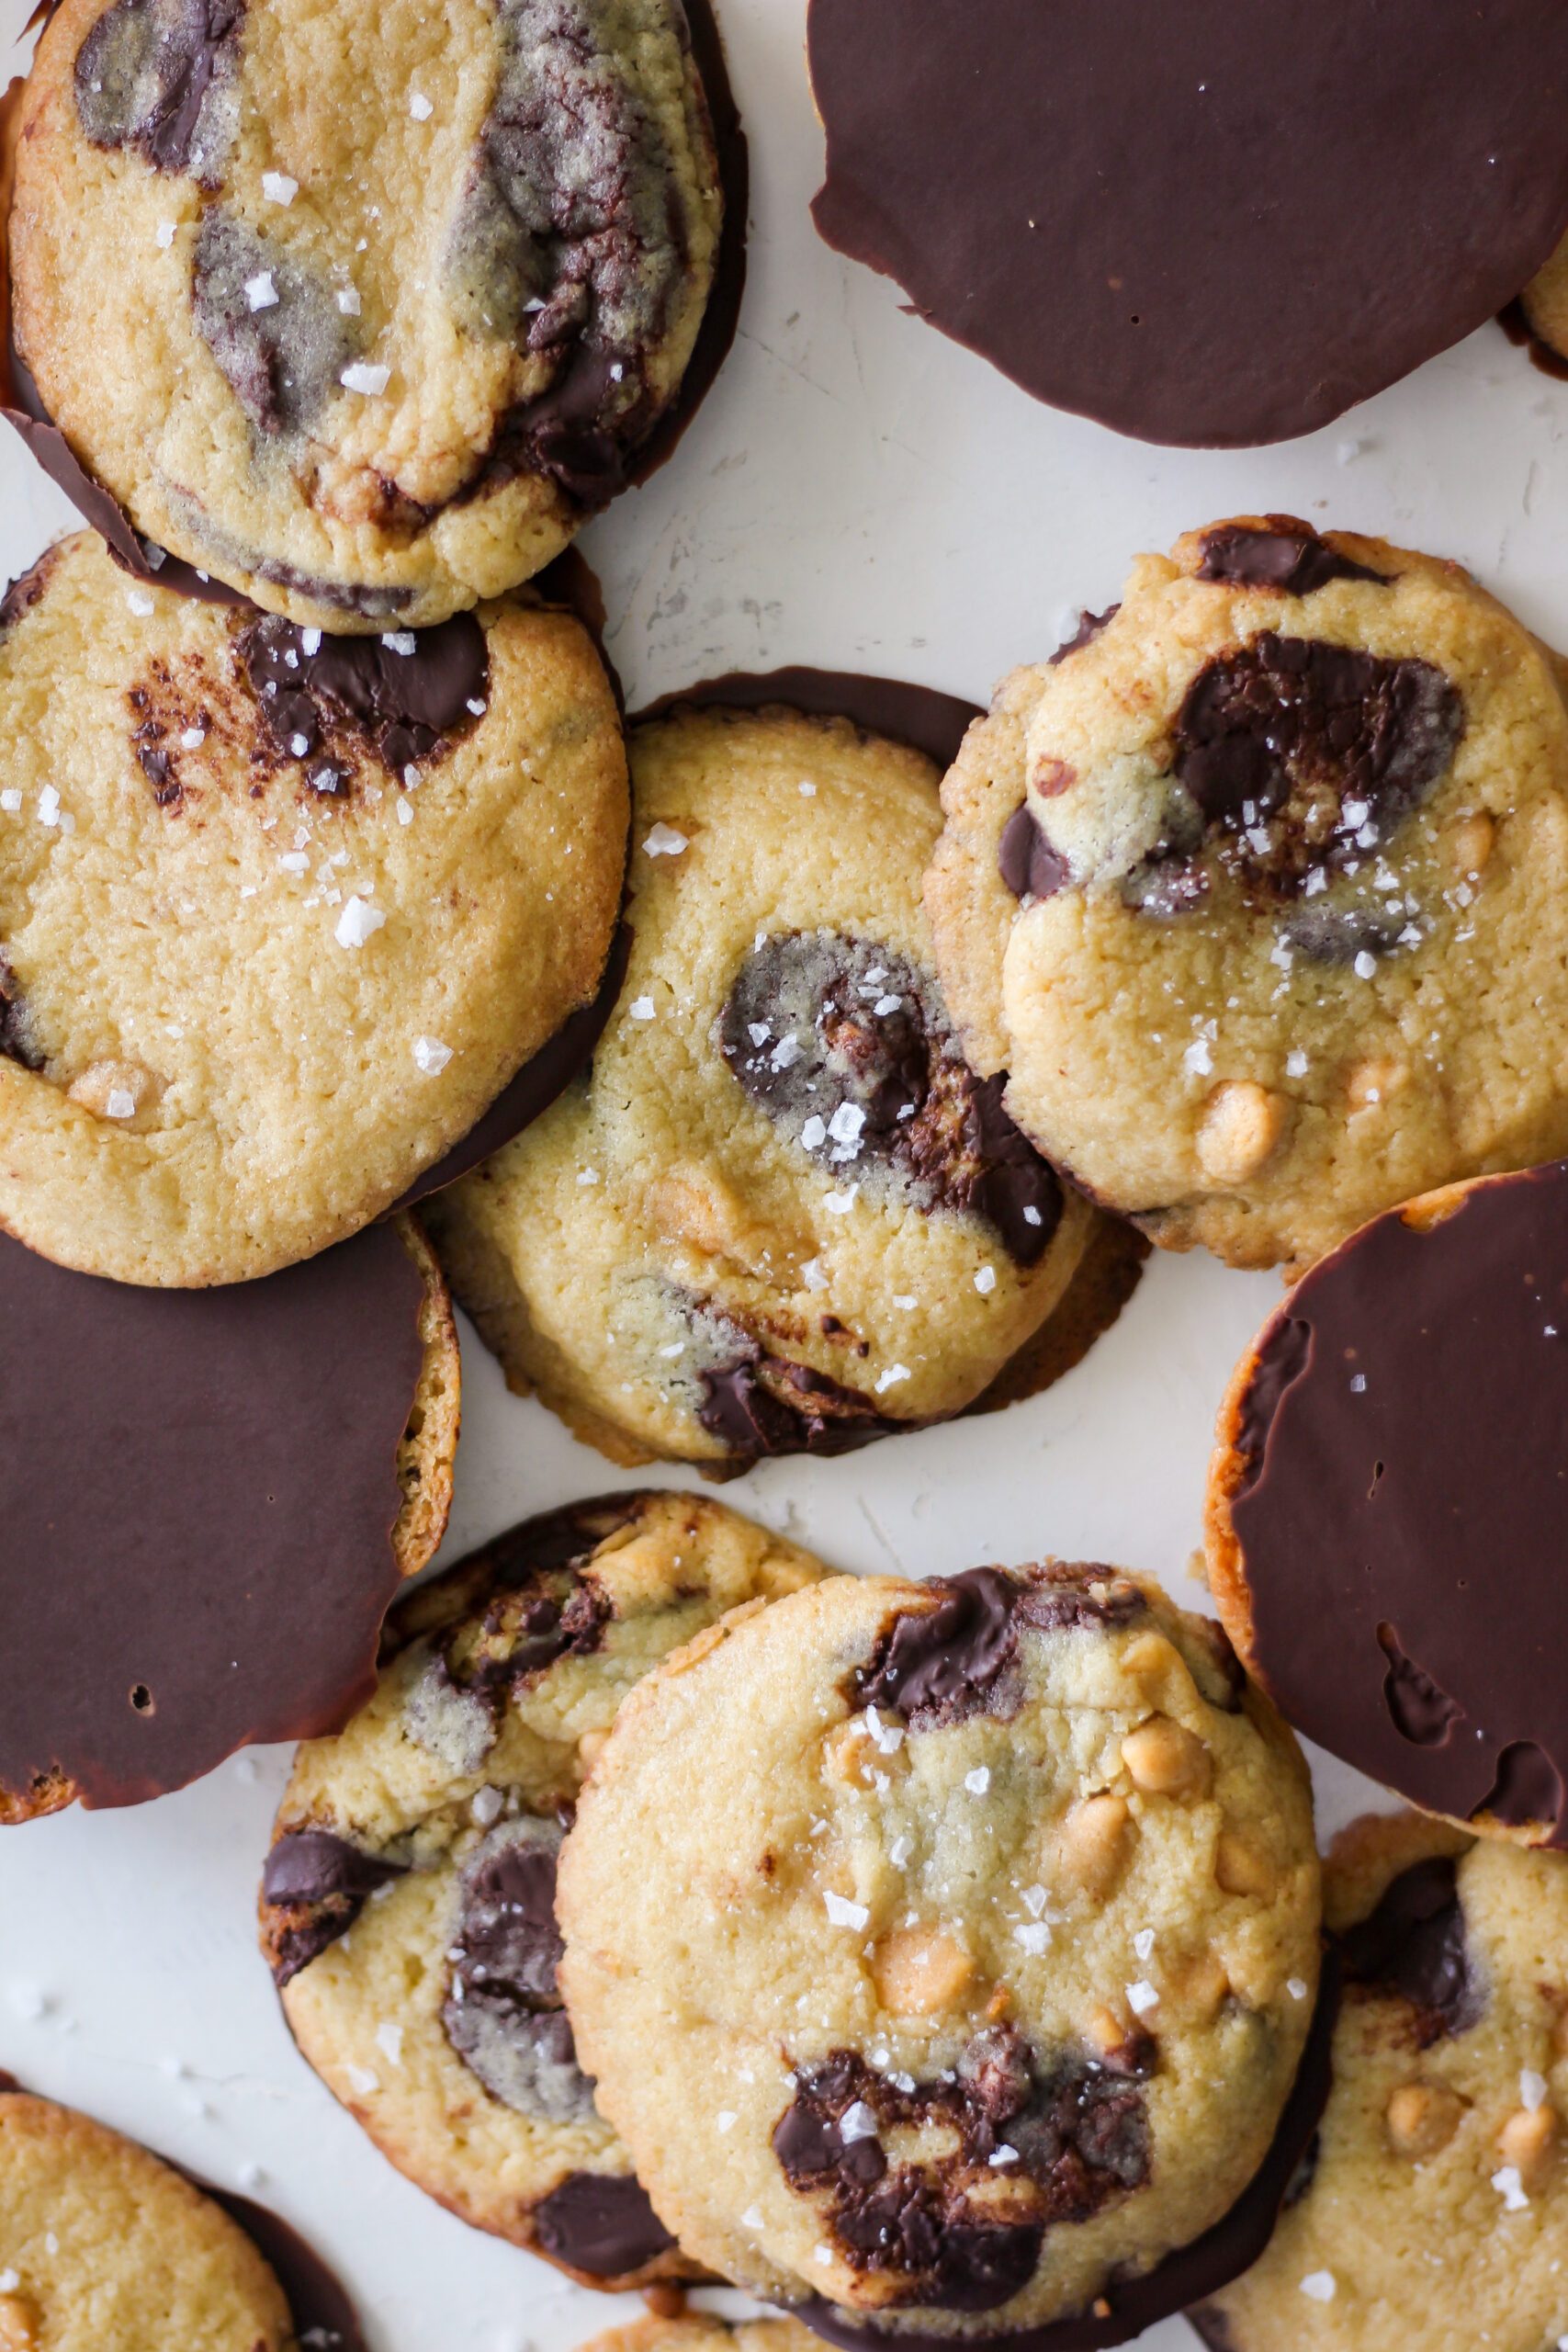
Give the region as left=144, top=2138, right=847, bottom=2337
left=1384, top=2081, right=1467, bottom=2158
left=1197, top=1081, right=1289, bottom=1185
left=557, top=1559, right=1320, bottom=2335
left=1122, top=1716, right=1214, bottom=1801
left=1497, top=2100, right=1558, bottom=2185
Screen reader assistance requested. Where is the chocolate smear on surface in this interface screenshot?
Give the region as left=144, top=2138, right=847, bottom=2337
left=1338, top=1857, right=1482, bottom=2042
left=807, top=0, right=1568, bottom=447
left=532, top=2170, right=677, bottom=2278
left=719, top=930, right=1060, bottom=1266
left=853, top=1565, right=1145, bottom=1732
left=237, top=608, right=489, bottom=778
left=1195, top=522, right=1388, bottom=596
left=1227, top=1161, right=1568, bottom=1841
left=0, top=1223, right=426, bottom=1815
left=795, top=1956, right=1338, bottom=2352
left=635, top=667, right=982, bottom=773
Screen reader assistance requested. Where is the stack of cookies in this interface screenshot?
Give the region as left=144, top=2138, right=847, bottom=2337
left=3, top=1, right=1568, bottom=2348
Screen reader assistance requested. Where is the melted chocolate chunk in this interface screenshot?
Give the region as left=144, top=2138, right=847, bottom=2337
left=445, top=0, right=702, bottom=507
left=261, top=1829, right=409, bottom=1988
left=0, top=1223, right=427, bottom=1815
left=1170, top=633, right=1462, bottom=898
left=807, top=0, right=1568, bottom=447
left=634, top=668, right=981, bottom=774
left=192, top=210, right=359, bottom=438
left=0, top=949, right=42, bottom=1071
left=531, top=2170, right=676, bottom=2278
left=696, top=1329, right=909, bottom=1466
left=1195, top=522, right=1388, bottom=596
left=1339, top=1858, right=1483, bottom=2042
left=802, top=1960, right=1338, bottom=2352
left=855, top=1564, right=1145, bottom=1732
left=73, top=0, right=243, bottom=178
left=1227, top=1163, right=1568, bottom=1843
left=998, top=803, right=1070, bottom=903
left=1279, top=901, right=1405, bottom=967
left=774, top=2031, right=1150, bottom=2312
left=1048, top=606, right=1119, bottom=665
left=719, top=931, right=1061, bottom=1265
left=237, top=609, right=488, bottom=779
left=442, top=1819, right=595, bottom=2120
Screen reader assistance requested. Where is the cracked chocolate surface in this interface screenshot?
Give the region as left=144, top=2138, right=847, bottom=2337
left=720, top=930, right=1062, bottom=1264
left=854, top=1563, right=1147, bottom=1732
left=192, top=209, right=360, bottom=438
left=773, top=2029, right=1151, bottom=2311
left=73, top=0, right=243, bottom=178
left=442, top=1817, right=596, bottom=2120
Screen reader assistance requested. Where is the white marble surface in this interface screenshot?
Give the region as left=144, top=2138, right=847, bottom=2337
left=2, top=1, right=1562, bottom=2345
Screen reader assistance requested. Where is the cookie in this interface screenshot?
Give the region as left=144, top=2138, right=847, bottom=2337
left=1207, top=1160, right=1568, bottom=1850
left=807, top=1, right=1568, bottom=448
left=1194, top=1814, right=1568, bottom=2352
left=557, top=1562, right=1323, bottom=2339
left=258, top=1488, right=828, bottom=2289
left=423, top=690, right=1108, bottom=1473
left=8, top=0, right=725, bottom=629
left=0, top=2084, right=299, bottom=2351
left=0, top=1212, right=456, bottom=1822
left=1514, top=232, right=1568, bottom=374
left=578, top=2318, right=818, bottom=2352
left=927, top=517, right=1568, bottom=1272
left=0, top=530, right=626, bottom=1285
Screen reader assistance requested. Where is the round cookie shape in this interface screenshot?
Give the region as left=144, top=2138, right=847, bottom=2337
left=556, top=1563, right=1323, bottom=2338
left=7, top=0, right=726, bottom=628
left=423, top=692, right=1105, bottom=1472
left=807, top=0, right=1568, bottom=449
left=258, top=1489, right=829, bottom=2289
left=0, top=2084, right=301, bottom=2351
left=1207, top=1162, right=1568, bottom=1849
left=926, top=516, right=1568, bottom=1271
left=0, top=1213, right=456, bottom=1821
left=1193, top=1815, right=1568, bottom=2352
left=0, top=532, right=627, bottom=1284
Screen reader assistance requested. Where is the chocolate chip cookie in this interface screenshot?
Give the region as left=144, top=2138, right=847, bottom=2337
left=259, top=1489, right=828, bottom=2288
left=9, top=0, right=725, bottom=628
left=927, top=517, right=1568, bottom=1271
left=1194, top=1813, right=1568, bottom=2352
left=0, top=1212, right=457, bottom=1822
left=0, top=531, right=626, bottom=1284
left=557, top=1562, right=1323, bottom=2339
left=1207, top=1160, right=1568, bottom=1850
left=807, top=1, right=1568, bottom=448
left=423, top=695, right=1107, bottom=1473
left=0, top=2085, right=299, bottom=2351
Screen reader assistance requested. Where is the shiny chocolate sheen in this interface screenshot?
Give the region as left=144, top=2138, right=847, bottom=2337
left=636, top=668, right=982, bottom=773
left=1195, top=522, right=1388, bottom=595
left=807, top=0, right=1568, bottom=447
left=1227, top=1163, right=1568, bottom=1841
left=237, top=609, right=489, bottom=776
left=0, top=1224, right=426, bottom=1812
left=532, top=2170, right=676, bottom=2277
left=795, top=1957, right=1338, bottom=2352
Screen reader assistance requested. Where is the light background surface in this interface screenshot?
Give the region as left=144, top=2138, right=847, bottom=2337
left=0, top=2, right=1559, bottom=2344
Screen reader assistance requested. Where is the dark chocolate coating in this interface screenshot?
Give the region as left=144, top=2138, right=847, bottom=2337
left=807, top=0, right=1568, bottom=447
left=636, top=667, right=982, bottom=773
left=1226, top=1162, right=1568, bottom=1841
left=792, top=1955, right=1337, bottom=2352
left=0, top=1223, right=427, bottom=1812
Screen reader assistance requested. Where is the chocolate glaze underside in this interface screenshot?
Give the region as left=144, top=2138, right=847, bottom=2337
left=793, top=1956, right=1338, bottom=2352
left=807, top=0, right=1568, bottom=447
left=0, top=1222, right=425, bottom=1810
left=634, top=668, right=983, bottom=773
left=1230, top=1163, right=1568, bottom=1840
